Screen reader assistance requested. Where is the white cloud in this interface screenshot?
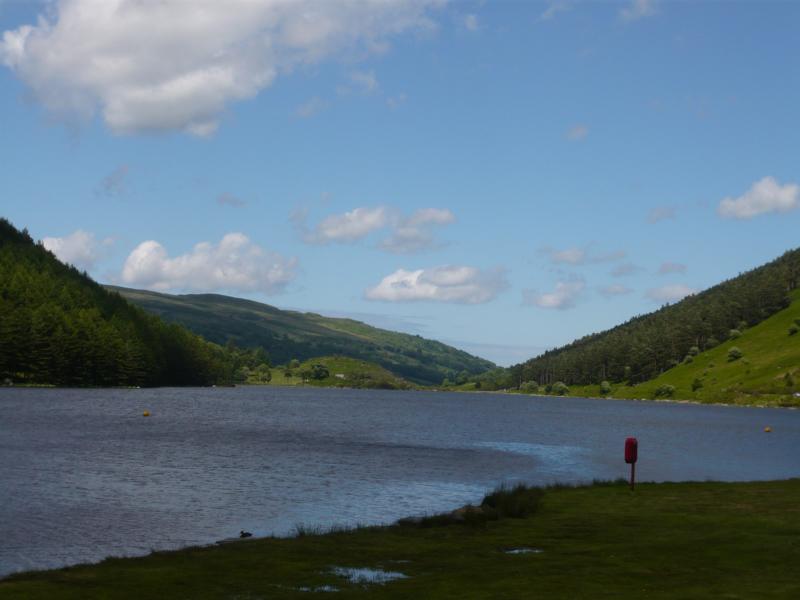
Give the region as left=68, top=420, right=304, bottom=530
left=620, top=0, right=658, bottom=22
left=381, top=207, right=455, bottom=254
left=646, top=284, right=696, bottom=304
left=717, top=176, right=800, bottom=220
left=542, top=245, right=625, bottom=266
left=523, top=278, right=585, bottom=310
left=120, top=233, right=297, bottom=294
left=599, top=284, right=632, bottom=297
left=297, top=205, right=455, bottom=252
left=658, top=261, right=686, bottom=275
left=566, top=124, right=589, bottom=141
left=539, top=1, right=572, bottom=21
left=43, top=229, right=114, bottom=270
left=294, top=96, right=326, bottom=118
left=647, top=205, right=676, bottom=224
left=366, top=265, right=508, bottom=304
left=1, top=0, right=443, bottom=135
left=217, top=192, right=246, bottom=208
left=463, top=14, right=478, bottom=31
left=303, top=206, right=390, bottom=244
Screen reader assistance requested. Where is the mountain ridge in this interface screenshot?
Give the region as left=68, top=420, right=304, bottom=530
left=107, top=285, right=495, bottom=386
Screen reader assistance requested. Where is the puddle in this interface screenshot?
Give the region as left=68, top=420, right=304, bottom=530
left=504, top=547, right=543, bottom=555
left=331, top=566, right=408, bottom=585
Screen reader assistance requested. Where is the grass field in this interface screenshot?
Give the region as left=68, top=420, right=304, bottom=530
left=2, top=479, right=799, bottom=599
left=265, top=355, right=413, bottom=389
left=556, top=289, right=800, bottom=407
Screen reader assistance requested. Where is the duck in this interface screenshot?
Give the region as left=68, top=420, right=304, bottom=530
left=240, top=530, right=253, bottom=538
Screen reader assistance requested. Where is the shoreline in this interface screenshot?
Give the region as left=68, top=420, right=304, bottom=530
left=3, top=479, right=799, bottom=598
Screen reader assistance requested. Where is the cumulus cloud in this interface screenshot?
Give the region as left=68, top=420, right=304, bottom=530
left=646, top=284, right=696, bottom=304
left=216, top=192, right=246, bottom=208
left=366, top=265, right=508, bottom=304
left=542, top=245, right=625, bottom=266
left=658, top=261, right=686, bottom=275
left=380, top=207, right=455, bottom=254
left=523, top=278, right=585, bottom=310
left=296, top=205, right=455, bottom=253
left=1, top=0, right=443, bottom=135
left=566, top=124, right=589, bottom=141
left=599, top=284, right=633, bottom=297
left=647, top=205, right=676, bottom=224
left=42, top=229, right=114, bottom=270
left=120, top=233, right=297, bottom=294
left=717, top=176, right=800, bottom=220
left=620, top=0, right=658, bottom=22
left=300, top=206, right=390, bottom=244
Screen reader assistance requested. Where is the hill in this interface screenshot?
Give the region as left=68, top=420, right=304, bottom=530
left=569, top=289, right=800, bottom=406
left=266, top=355, right=413, bottom=390
left=509, top=247, right=800, bottom=390
left=108, top=286, right=495, bottom=386
left=0, top=218, right=267, bottom=387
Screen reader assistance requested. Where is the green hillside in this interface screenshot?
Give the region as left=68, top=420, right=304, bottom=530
left=267, top=355, right=413, bottom=390
left=510, top=247, right=800, bottom=389
left=576, top=289, right=800, bottom=407
left=0, top=218, right=266, bottom=387
left=108, top=286, right=495, bottom=386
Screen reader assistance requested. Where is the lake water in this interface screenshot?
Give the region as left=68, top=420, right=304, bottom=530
left=1, top=386, right=798, bottom=577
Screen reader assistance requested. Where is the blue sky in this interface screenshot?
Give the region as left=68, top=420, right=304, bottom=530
left=1, top=0, right=798, bottom=366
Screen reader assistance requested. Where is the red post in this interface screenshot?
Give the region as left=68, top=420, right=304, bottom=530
left=625, top=437, right=638, bottom=491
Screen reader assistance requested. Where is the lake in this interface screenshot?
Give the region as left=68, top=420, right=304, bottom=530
left=1, top=386, right=798, bottom=577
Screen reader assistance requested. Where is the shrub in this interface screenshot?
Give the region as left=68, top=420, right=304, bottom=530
left=705, top=337, right=719, bottom=349
left=737, top=320, right=748, bottom=331
left=729, top=329, right=742, bottom=339
left=692, top=378, right=703, bottom=392
left=683, top=354, right=694, bottom=364
left=668, top=359, right=680, bottom=369
left=654, top=384, right=676, bottom=398
left=785, top=372, right=795, bottom=389
left=599, top=380, right=611, bottom=395
left=519, top=380, right=539, bottom=393
left=789, top=325, right=798, bottom=336
left=551, top=381, right=569, bottom=396
left=688, top=346, right=700, bottom=356
left=481, top=484, right=544, bottom=519
left=727, top=347, right=743, bottom=362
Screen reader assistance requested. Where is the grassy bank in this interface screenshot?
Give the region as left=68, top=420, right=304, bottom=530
left=2, top=479, right=799, bottom=599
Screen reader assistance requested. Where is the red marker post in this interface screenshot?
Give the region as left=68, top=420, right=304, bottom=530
left=624, top=437, right=638, bottom=490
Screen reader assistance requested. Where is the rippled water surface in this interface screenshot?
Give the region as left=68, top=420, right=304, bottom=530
left=1, top=386, right=798, bottom=576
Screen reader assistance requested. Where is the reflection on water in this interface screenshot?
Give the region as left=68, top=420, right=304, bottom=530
left=1, top=386, right=798, bottom=576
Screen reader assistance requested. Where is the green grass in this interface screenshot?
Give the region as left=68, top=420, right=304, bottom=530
left=2, top=480, right=799, bottom=599
left=565, top=289, right=800, bottom=407
left=265, top=355, right=413, bottom=390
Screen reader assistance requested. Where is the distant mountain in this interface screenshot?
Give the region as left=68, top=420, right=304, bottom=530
left=108, top=286, right=495, bottom=386
left=0, top=218, right=264, bottom=387
left=510, top=247, right=800, bottom=388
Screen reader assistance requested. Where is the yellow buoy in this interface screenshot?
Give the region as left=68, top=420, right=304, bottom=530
left=143, top=410, right=150, bottom=417
left=764, top=426, right=771, bottom=433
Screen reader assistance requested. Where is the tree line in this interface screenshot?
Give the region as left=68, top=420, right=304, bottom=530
left=0, top=218, right=269, bottom=387
left=501, top=248, right=799, bottom=389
